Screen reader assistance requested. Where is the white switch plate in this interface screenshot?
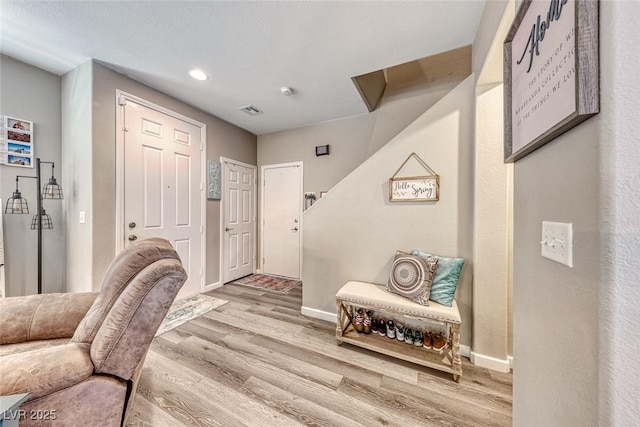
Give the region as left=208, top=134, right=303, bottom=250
left=79, top=211, right=86, bottom=224
left=541, top=221, right=573, bottom=267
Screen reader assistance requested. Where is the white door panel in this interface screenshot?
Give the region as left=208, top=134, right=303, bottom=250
left=223, top=160, right=256, bottom=283
left=261, top=163, right=302, bottom=279
left=123, top=100, right=203, bottom=299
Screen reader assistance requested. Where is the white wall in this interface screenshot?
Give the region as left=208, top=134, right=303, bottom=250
left=302, top=76, right=475, bottom=346
left=471, top=0, right=514, bottom=368
left=597, top=1, right=640, bottom=424
left=1, top=54, right=65, bottom=295
left=61, top=60, right=92, bottom=293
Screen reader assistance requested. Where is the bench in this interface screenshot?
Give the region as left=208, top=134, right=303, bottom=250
left=335, top=281, right=462, bottom=381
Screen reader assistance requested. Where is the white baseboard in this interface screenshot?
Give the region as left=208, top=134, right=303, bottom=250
left=203, top=281, right=222, bottom=292
left=460, top=344, right=471, bottom=358
left=471, top=351, right=511, bottom=373
left=508, top=355, right=513, bottom=369
left=301, top=306, right=337, bottom=323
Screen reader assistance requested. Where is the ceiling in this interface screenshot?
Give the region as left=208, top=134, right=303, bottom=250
left=0, top=1, right=486, bottom=135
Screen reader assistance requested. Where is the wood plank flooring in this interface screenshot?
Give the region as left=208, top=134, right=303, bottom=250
left=127, top=284, right=512, bottom=427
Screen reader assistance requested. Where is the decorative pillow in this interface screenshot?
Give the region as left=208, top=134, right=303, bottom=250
left=387, top=251, right=438, bottom=306
left=411, top=250, right=465, bottom=307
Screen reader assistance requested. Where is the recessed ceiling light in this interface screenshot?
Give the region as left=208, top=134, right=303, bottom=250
left=189, top=69, right=208, bottom=81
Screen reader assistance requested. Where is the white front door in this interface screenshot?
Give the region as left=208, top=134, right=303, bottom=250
left=222, top=159, right=256, bottom=283
left=261, top=163, right=303, bottom=279
left=122, top=98, right=203, bottom=299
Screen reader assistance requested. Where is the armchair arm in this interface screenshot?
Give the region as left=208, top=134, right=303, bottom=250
left=0, top=343, right=94, bottom=401
left=0, top=292, right=97, bottom=345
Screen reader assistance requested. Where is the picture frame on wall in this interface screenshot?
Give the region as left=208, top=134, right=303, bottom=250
left=503, top=0, right=599, bottom=163
left=3, top=116, right=34, bottom=168
left=207, top=159, right=222, bottom=200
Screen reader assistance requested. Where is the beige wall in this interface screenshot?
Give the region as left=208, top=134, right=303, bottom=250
left=62, top=61, right=256, bottom=292
left=302, top=76, right=475, bottom=346
left=258, top=81, right=461, bottom=199
left=1, top=54, right=65, bottom=296
left=510, top=1, right=640, bottom=425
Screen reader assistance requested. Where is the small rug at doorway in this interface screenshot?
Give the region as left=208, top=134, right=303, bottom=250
left=232, top=274, right=301, bottom=294
left=155, top=294, right=228, bottom=337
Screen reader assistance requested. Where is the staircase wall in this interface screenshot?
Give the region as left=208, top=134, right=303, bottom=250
left=302, top=75, right=475, bottom=346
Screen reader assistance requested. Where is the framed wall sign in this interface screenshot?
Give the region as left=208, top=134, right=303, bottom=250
left=207, top=159, right=221, bottom=200
left=389, top=152, right=439, bottom=202
left=504, top=0, right=599, bottom=163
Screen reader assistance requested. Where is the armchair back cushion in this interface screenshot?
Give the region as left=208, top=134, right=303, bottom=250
left=0, top=292, right=97, bottom=345
left=72, top=238, right=179, bottom=344
left=91, top=258, right=186, bottom=380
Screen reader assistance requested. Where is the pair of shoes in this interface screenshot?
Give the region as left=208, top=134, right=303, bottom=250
left=405, top=328, right=414, bottom=344
left=423, top=331, right=432, bottom=350
left=363, top=310, right=373, bottom=334
left=353, top=307, right=365, bottom=333
left=413, top=331, right=424, bottom=347
left=432, top=332, right=447, bottom=353
left=395, top=323, right=405, bottom=341
left=378, top=320, right=387, bottom=337
left=386, top=320, right=396, bottom=339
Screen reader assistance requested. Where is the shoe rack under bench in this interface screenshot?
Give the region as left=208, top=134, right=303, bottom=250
left=335, top=291, right=462, bottom=382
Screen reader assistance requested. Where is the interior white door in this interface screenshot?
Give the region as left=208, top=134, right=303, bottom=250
left=123, top=99, right=203, bottom=299
left=222, top=159, right=256, bottom=283
left=262, top=163, right=302, bottom=279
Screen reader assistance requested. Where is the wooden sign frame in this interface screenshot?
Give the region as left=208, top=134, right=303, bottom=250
left=389, top=153, right=440, bottom=202
left=504, top=0, right=599, bottom=163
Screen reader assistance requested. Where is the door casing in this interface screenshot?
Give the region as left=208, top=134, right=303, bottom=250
left=220, top=157, right=257, bottom=284
left=115, top=90, right=207, bottom=293
left=260, top=161, right=303, bottom=279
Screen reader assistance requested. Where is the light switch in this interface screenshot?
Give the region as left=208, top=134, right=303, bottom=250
left=541, top=221, right=573, bottom=267
left=79, top=211, right=86, bottom=224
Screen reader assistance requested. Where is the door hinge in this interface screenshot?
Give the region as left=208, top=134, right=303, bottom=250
left=122, top=126, right=129, bottom=132
left=118, top=96, right=127, bottom=106
left=200, top=182, right=204, bottom=191
left=200, top=225, right=203, bottom=233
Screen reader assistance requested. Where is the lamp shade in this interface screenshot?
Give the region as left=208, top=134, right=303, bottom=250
left=5, top=191, right=29, bottom=214
left=43, top=177, right=63, bottom=199
left=31, top=210, right=53, bottom=230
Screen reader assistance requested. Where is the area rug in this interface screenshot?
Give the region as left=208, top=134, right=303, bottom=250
left=232, top=274, right=301, bottom=294
left=155, top=294, right=228, bottom=337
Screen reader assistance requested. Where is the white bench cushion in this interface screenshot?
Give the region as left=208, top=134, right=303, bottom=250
left=337, top=281, right=461, bottom=324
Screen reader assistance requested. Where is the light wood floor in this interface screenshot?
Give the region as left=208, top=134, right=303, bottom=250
left=127, top=284, right=512, bottom=427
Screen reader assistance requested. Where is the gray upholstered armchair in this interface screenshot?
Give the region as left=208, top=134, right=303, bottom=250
left=0, top=237, right=187, bottom=426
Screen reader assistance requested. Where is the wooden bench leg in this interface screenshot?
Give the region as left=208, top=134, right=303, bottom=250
left=451, top=323, right=462, bottom=381
left=336, top=299, right=353, bottom=345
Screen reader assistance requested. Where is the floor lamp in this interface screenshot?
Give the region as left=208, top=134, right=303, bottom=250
left=4, top=158, right=63, bottom=294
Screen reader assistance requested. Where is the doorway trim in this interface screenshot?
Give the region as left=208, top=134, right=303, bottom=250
left=260, top=161, right=304, bottom=280
left=219, top=157, right=258, bottom=285
left=114, top=89, right=207, bottom=293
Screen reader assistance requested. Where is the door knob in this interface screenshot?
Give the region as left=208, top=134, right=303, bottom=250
left=128, top=222, right=136, bottom=229
left=128, top=234, right=138, bottom=241
left=291, top=227, right=298, bottom=232
left=225, top=227, right=234, bottom=232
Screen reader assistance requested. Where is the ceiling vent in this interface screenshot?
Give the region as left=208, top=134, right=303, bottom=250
left=238, top=105, right=263, bottom=116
